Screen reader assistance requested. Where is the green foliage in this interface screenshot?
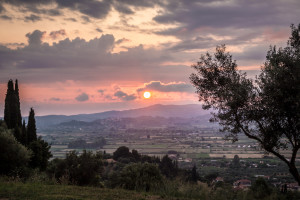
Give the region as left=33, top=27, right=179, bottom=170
left=230, top=155, right=241, bottom=168
left=190, top=24, right=300, bottom=184
left=250, top=178, right=271, bottom=199
left=0, top=126, right=31, bottom=175
left=29, top=137, right=52, bottom=170
left=0, top=181, right=163, bottom=200
left=159, top=155, right=178, bottom=178
left=113, top=146, right=132, bottom=161
left=47, top=150, right=103, bottom=186
left=110, top=162, right=163, bottom=192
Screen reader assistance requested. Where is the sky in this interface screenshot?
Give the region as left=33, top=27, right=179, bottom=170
left=0, top=0, right=299, bottom=116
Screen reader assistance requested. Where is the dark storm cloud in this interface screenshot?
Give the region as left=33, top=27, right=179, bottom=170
left=114, top=90, right=136, bottom=101
left=75, top=93, right=89, bottom=102
left=49, top=29, right=66, bottom=39
left=24, top=14, right=41, bottom=22
left=137, top=81, right=194, bottom=93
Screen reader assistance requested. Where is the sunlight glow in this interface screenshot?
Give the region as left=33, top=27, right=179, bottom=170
left=143, top=91, right=151, bottom=99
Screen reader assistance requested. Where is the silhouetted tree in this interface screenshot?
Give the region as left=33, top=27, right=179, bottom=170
left=14, top=79, right=22, bottom=127
left=159, top=155, right=177, bottom=178
left=191, top=164, right=198, bottom=182
left=231, top=155, right=241, bottom=168
left=27, top=108, right=37, bottom=143
left=4, top=80, right=18, bottom=129
left=113, top=146, right=132, bottom=161
left=21, top=120, right=27, bottom=146
left=190, top=24, right=300, bottom=185
left=29, top=137, right=52, bottom=170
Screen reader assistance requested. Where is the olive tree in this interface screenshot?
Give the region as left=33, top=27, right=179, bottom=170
left=190, top=24, right=300, bottom=184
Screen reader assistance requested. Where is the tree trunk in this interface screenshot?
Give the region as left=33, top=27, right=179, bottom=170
left=289, top=164, right=300, bottom=186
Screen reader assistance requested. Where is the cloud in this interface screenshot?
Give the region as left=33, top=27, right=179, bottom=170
left=81, top=16, right=90, bottom=23
left=25, top=30, right=46, bottom=46
left=49, top=29, right=66, bottom=40
left=47, top=9, right=61, bottom=16
left=0, top=30, right=185, bottom=83
left=95, top=28, right=103, bottom=33
left=98, top=89, right=105, bottom=95
left=50, top=97, right=61, bottom=101
left=114, top=90, right=136, bottom=101
left=56, top=0, right=112, bottom=19
left=114, top=3, right=134, bottom=15
left=115, top=38, right=130, bottom=45
left=75, top=92, right=89, bottom=102
left=0, top=15, right=12, bottom=20
left=65, top=17, right=77, bottom=22
left=0, top=4, right=4, bottom=13
left=137, top=81, right=194, bottom=93
left=24, top=14, right=41, bottom=22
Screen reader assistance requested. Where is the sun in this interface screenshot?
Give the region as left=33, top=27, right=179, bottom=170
left=143, top=91, right=151, bottom=99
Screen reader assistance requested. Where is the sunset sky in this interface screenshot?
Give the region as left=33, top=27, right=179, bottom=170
left=0, top=0, right=299, bottom=116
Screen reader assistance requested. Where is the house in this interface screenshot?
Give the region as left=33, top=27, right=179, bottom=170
left=233, top=179, right=251, bottom=189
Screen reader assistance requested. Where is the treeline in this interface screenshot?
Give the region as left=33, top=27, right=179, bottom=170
left=45, top=147, right=300, bottom=200
left=67, top=137, right=106, bottom=149
left=0, top=80, right=52, bottom=176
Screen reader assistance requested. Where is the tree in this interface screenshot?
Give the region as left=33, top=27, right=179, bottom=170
left=14, top=79, right=22, bottom=127
left=159, top=155, right=178, bottom=178
left=113, top=146, right=132, bottom=161
left=21, top=120, right=27, bottom=146
left=47, top=150, right=103, bottom=185
left=4, top=80, right=18, bottom=129
left=0, top=123, right=31, bottom=175
left=29, top=137, right=52, bottom=170
left=231, top=155, right=241, bottom=168
left=117, top=163, right=163, bottom=192
left=27, top=108, right=37, bottom=143
left=190, top=24, right=300, bottom=184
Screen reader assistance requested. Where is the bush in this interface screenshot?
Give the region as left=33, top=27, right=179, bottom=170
left=0, top=127, right=31, bottom=176
left=110, top=163, right=163, bottom=192
left=47, top=150, right=103, bottom=186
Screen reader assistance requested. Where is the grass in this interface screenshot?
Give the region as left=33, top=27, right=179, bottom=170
left=0, top=181, right=170, bottom=200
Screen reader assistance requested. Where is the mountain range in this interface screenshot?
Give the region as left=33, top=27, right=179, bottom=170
left=34, top=104, right=210, bottom=128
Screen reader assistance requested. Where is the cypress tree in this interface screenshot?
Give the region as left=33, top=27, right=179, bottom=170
left=21, top=120, right=27, bottom=146
left=27, top=108, right=37, bottom=144
left=15, top=79, right=22, bottom=127
left=4, top=80, right=18, bottom=129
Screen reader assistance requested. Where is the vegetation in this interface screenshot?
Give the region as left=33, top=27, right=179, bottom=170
left=2, top=80, right=52, bottom=173
left=0, top=121, right=31, bottom=176
left=190, top=24, right=300, bottom=184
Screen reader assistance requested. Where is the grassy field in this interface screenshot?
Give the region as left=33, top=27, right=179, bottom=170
left=0, top=181, right=176, bottom=200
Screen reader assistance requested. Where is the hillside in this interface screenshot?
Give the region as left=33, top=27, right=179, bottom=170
left=35, top=104, right=208, bottom=128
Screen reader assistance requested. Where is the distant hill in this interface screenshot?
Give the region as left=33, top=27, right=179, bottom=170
left=34, top=104, right=209, bottom=128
